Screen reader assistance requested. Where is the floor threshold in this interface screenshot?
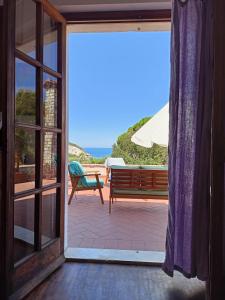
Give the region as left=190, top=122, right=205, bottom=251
left=65, top=247, right=165, bottom=266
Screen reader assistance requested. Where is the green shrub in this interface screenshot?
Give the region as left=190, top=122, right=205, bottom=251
left=112, top=117, right=168, bottom=165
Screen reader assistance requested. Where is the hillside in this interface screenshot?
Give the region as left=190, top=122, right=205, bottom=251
left=68, top=142, right=89, bottom=156
left=111, top=117, right=168, bottom=165
left=68, top=143, right=106, bottom=164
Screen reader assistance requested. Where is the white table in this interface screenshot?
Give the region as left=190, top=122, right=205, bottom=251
left=104, top=157, right=126, bottom=183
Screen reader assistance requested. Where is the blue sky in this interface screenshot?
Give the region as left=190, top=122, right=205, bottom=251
left=69, top=31, right=170, bottom=148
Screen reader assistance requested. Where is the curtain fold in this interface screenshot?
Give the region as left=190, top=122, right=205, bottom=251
left=163, top=0, right=213, bottom=281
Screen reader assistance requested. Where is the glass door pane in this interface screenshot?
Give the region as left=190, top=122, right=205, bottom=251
left=43, top=12, right=58, bottom=71
left=16, top=0, right=36, bottom=59
left=15, top=58, right=36, bottom=124
left=15, top=128, right=36, bottom=193
left=43, top=132, right=57, bottom=186
left=14, top=195, right=35, bottom=263
left=42, top=189, right=57, bottom=246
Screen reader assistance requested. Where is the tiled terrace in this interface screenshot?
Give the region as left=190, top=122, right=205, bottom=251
left=15, top=164, right=168, bottom=252
left=67, top=172, right=168, bottom=252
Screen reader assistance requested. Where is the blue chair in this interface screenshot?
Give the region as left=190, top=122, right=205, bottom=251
left=68, top=161, right=104, bottom=205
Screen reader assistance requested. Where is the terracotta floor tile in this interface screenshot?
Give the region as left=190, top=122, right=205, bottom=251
left=79, top=238, right=95, bottom=248
left=68, top=184, right=168, bottom=252
left=130, top=240, right=146, bottom=251
left=103, top=239, right=118, bottom=249
left=117, top=240, right=132, bottom=250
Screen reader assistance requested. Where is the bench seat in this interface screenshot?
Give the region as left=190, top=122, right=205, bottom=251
left=112, top=189, right=168, bottom=196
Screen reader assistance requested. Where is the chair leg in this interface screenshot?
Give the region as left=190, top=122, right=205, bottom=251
left=98, top=187, right=104, bottom=205
left=68, top=188, right=75, bottom=205
left=95, top=174, right=104, bottom=204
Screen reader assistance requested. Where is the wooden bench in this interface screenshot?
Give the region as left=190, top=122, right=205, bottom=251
left=109, top=166, right=168, bottom=213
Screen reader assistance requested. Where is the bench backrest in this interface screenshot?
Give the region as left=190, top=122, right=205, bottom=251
left=110, top=167, right=168, bottom=191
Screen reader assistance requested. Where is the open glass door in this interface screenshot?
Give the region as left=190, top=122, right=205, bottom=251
left=2, top=1, right=66, bottom=298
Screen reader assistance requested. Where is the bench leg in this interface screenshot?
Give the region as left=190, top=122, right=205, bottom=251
left=109, top=197, right=112, bottom=214
left=109, top=197, right=114, bottom=213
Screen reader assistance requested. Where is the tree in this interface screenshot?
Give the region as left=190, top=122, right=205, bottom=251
left=112, top=117, right=168, bottom=165
left=16, top=89, right=36, bottom=123
left=15, top=90, right=36, bottom=170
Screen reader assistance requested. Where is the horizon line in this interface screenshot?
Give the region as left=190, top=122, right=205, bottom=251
left=69, top=142, right=113, bottom=148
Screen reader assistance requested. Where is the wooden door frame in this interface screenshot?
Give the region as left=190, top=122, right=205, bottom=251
left=209, top=1, right=225, bottom=299
left=1, top=0, right=16, bottom=298
left=0, top=3, right=7, bottom=299
left=63, top=9, right=171, bottom=24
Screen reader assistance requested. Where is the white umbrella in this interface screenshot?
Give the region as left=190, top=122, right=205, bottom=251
left=131, top=102, right=169, bottom=148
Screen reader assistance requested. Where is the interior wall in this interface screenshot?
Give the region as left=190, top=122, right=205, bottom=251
left=67, top=21, right=171, bottom=33
left=52, top=0, right=170, bottom=5
left=64, top=33, right=69, bottom=251
left=50, top=0, right=171, bottom=13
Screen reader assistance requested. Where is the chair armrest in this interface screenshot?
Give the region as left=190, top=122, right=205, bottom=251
left=85, top=170, right=101, bottom=174
left=83, top=172, right=101, bottom=177
left=70, top=174, right=82, bottom=179
left=70, top=172, right=101, bottom=179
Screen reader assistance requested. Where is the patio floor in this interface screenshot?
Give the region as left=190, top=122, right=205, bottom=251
left=67, top=182, right=168, bottom=252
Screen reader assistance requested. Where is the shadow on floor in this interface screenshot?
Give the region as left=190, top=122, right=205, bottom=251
left=168, top=288, right=205, bottom=300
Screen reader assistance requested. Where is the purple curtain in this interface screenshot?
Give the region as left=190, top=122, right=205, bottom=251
left=163, top=0, right=213, bottom=281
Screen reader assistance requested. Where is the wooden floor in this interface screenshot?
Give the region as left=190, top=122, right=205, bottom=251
left=25, top=263, right=206, bottom=300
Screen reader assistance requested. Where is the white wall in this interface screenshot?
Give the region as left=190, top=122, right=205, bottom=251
left=64, top=32, right=69, bottom=250
left=51, top=0, right=171, bottom=13
left=68, top=22, right=171, bottom=33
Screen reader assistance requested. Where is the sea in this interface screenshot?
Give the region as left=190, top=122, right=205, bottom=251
left=84, top=147, right=112, bottom=158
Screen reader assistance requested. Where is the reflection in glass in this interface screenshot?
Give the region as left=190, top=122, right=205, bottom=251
left=43, top=132, right=57, bottom=186
left=43, top=12, right=58, bottom=71
left=42, top=189, right=57, bottom=245
left=43, top=73, right=58, bottom=128
left=16, top=0, right=36, bottom=58
left=15, top=129, right=36, bottom=193
left=15, top=59, right=36, bottom=124
left=14, top=195, right=35, bottom=263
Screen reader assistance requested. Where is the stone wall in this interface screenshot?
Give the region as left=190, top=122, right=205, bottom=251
left=43, top=80, right=57, bottom=179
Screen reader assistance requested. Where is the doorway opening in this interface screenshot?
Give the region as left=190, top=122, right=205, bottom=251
left=66, top=22, right=170, bottom=263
